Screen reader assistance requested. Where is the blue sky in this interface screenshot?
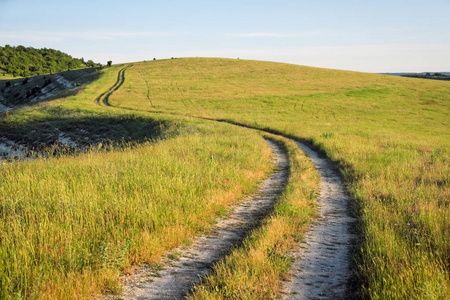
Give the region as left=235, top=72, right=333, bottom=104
left=0, top=0, right=449, bottom=72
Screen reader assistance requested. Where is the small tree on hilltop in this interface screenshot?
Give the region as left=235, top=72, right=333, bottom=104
left=107, top=61, right=112, bottom=67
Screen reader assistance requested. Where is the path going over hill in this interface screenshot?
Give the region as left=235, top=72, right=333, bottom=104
left=108, top=138, right=289, bottom=300
left=281, top=141, right=356, bottom=299
left=95, top=64, right=133, bottom=106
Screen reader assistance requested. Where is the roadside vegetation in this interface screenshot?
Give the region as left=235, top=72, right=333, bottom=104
left=0, top=65, right=274, bottom=299
left=1, top=57, right=448, bottom=299
left=0, top=121, right=273, bottom=299
left=112, top=58, right=449, bottom=299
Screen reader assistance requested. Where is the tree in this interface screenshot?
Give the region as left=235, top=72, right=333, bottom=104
left=107, top=61, right=112, bottom=67
left=86, top=60, right=96, bottom=68
left=0, top=45, right=99, bottom=76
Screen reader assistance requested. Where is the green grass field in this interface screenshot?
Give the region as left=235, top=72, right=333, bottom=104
left=1, top=58, right=449, bottom=299
left=111, top=58, right=450, bottom=299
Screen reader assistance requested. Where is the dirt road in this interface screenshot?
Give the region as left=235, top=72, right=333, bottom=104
left=95, top=64, right=132, bottom=106
left=107, top=139, right=289, bottom=299
left=281, top=141, right=356, bottom=299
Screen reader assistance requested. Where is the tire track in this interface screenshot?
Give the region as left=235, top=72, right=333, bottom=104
left=93, top=79, right=356, bottom=298
left=107, top=138, right=289, bottom=300
left=95, top=68, right=123, bottom=105
left=281, top=141, right=356, bottom=299
left=195, top=120, right=356, bottom=298
left=95, top=64, right=133, bottom=106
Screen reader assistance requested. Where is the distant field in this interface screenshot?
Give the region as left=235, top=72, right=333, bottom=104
left=0, top=58, right=449, bottom=299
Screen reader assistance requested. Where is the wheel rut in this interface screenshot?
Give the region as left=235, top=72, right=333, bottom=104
left=281, top=141, right=356, bottom=299
left=95, top=64, right=133, bottom=106
left=108, top=138, right=289, bottom=300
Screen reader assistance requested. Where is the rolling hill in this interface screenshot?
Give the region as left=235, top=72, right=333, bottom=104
left=0, top=58, right=448, bottom=299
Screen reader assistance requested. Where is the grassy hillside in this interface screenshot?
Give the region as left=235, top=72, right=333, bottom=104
left=110, top=58, right=449, bottom=299
left=1, top=57, right=448, bottom=299
left=0, top=67, right=101, bottom=111
left=0, top=64, right=277, bottom=299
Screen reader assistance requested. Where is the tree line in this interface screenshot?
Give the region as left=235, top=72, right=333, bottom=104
left=0, top=45, right=102, bottom=77
left=402, top=72, right=450, bottom=81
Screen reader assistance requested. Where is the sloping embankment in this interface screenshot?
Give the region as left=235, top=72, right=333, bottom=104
left=0, top=67, right=100, bottom=111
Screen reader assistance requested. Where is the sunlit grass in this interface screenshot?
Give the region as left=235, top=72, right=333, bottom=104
left=0, top=63, right=276, bottom=299
left=2, top=57, right=449, bottom=299
left=0, top=121, right=272, bottom=299
left=113, top=58, right=450, bottom=298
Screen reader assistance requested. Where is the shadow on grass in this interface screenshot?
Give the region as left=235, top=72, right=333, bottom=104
left=0, top=112, right=180, bottom=158
left=0, top=67, right=101, bottom=107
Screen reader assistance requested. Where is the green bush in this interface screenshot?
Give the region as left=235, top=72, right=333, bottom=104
left=0, top=45, right=101, bottom=77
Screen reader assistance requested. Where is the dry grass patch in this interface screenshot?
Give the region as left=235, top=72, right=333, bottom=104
left=0, top=120, right=272, bottom=299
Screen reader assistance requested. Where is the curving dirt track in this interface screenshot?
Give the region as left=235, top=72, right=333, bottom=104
left=281, top=141, right=356, bottom=299
left=105, top=139, right=289, bottom=300
left=95, top=64, right=133, bottom=106
left=205, top=120, right=356, bottom=299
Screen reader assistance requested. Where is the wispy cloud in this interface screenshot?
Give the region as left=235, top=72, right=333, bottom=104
left=0, top=31, right=173, bottom=42
left=0, top=30, right=325, bottom=44
left=228, top=31, right=328, bottom=38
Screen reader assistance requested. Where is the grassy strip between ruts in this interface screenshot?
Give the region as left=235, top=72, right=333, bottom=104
left=187, top=134, right=320, bottom=299
left=0, top=120, right=273, bottom=299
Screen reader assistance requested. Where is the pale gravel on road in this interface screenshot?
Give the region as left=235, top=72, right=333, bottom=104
left=280, top=141, right=356, bottom=300
left=106, top=139, right=289, bottom=300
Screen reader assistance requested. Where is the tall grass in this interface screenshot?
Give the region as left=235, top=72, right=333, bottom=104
left=2, top=57, right=448, bottom=298
left=0, top=111, right=273, bottom=297
left=114, top=58, right=449, bottom=298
